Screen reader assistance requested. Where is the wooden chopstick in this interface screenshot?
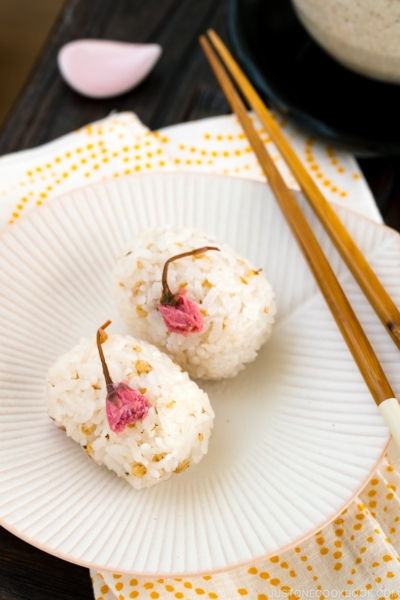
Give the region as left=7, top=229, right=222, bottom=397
left=207, top=29, right=400, bottom=351
left=199, top=33, right=395, bottom=408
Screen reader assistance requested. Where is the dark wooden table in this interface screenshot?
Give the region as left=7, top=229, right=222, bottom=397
left=1, top=1, right=400, bottom=599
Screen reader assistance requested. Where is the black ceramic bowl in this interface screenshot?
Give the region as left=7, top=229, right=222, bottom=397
left=227, top=0, right=400, bottom=156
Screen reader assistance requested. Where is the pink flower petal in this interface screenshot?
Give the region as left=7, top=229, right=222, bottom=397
left=106, top=382, right=150, bottom=434
left=159, top=295, right=204, bottom=337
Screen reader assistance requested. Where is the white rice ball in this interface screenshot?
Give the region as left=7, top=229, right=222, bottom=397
left=113, top=227, right=277, bottom=379
left=46, top=334, right=214, bottom=489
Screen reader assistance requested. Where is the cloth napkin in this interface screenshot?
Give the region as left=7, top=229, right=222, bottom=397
left=1, top=111, right=398, bottom=599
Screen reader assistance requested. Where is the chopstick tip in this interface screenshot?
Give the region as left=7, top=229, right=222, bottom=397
left=199, top=35, right=211, bottom=53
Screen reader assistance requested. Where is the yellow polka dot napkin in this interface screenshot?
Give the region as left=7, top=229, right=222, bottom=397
left=0, top=112, right=174, bottom=228
left=158, top=113, right=381, bottom=222
left=0, top=111, right=380, bottom=227
left=0, top=110, right=396, bottom=598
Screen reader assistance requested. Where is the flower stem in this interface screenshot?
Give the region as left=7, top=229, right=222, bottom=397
left=160, top=246, right=220, bottom=305
left=96, top=320, right=113, bottom=386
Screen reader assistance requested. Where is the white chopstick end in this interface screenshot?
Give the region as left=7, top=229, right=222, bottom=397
left=379, top=397, right=400, bottom=447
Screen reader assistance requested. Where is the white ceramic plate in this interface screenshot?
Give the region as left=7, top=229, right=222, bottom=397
left=0, top=173, right=398, bottom=576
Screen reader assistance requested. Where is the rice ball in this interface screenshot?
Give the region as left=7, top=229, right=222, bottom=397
left=113, top=227, right=276, bottom=379
left=46, top=332, right=214, bottom=489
